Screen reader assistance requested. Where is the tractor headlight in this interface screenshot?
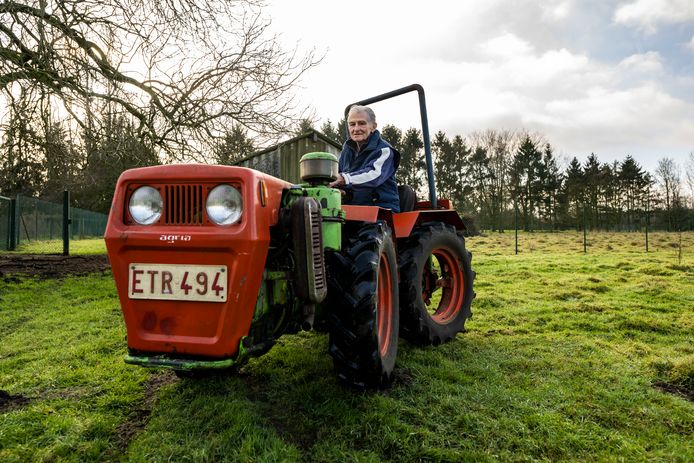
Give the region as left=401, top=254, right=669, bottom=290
left=206, top=184, right=242, bottom=225
left=129, top=186, right=162, bottom=225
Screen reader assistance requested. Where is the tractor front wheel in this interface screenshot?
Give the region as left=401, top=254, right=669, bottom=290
left=399, top=223, right=475, bottom=345
left=326, top=221, right=399, bottom=388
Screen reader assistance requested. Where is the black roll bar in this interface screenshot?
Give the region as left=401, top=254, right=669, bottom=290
left=344, top=84, right=437, bottom=208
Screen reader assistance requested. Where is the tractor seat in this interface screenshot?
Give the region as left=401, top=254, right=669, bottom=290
left=398, top=185, right=416, bottom=212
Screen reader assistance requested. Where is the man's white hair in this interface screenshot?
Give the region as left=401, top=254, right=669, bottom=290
left=348, top=105, right=376, bottom=124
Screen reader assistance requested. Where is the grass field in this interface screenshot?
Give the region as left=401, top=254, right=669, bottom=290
left=0, top=231, right=692, bottom=462
left=4, top=238, right=106, bottom=255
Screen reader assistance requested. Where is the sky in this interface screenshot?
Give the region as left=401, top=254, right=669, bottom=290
left=265, top=0, right=694, bottom=173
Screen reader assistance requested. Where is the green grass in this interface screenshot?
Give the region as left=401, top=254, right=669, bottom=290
left=0, top=274, right=147, bottom=462
left=1, top=231, right=693, bottom=462
left=4, top=238, right=106, bottom=255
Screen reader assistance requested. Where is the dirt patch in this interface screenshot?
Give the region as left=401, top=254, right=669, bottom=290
left=653, top=381, right=694, bottom=402
left=112, top=370, right=178, bottom=451
left=391, top=367, right=415, bottom=388
left=0, top=390, right=30, bottom=413
left=0, top=254, right=110, bottom=279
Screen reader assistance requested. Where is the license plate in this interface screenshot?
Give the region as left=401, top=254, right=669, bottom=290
left=128, top=263, right=228, bottom=302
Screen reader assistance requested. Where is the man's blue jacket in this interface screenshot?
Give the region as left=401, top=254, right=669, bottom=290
left=339, top=130, right=401, bottom=212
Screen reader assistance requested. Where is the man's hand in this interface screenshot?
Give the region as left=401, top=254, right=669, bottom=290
left=329, top=174, right=345, bottom=188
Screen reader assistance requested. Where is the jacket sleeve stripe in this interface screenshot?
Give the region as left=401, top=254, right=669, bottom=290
left=343, top=148, right=390, bottom=186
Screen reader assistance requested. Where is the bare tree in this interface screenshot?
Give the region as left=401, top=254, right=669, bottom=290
left=685, top=151, right=694, bottom=207
left=0, top=0, right=318, bottom=161
left=0, top=89, right=44, bottom=196
left=469, top=129, right=517, bottom=230
left=654, top=157, right=682, bottom=231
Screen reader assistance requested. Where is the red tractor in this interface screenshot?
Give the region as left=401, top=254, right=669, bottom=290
left=105, top=85, right=475, bottom=388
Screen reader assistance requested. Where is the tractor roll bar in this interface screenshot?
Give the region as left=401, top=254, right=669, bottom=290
left=344, top=83, right=437, bottom=209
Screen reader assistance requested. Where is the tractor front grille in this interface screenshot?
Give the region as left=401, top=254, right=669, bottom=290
left=164, top=184, right=204, bottom=225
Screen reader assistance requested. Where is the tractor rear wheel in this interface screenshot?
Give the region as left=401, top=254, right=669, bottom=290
left=326, top=221, right=399, bottom=388
left=399, top=222, right=475, bottom=345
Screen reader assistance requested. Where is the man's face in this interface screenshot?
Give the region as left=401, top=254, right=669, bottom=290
left=348, top=111, right=376, bottom=145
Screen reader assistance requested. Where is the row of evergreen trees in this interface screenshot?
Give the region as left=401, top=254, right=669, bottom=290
left=319, top=120, right=692, bottom=232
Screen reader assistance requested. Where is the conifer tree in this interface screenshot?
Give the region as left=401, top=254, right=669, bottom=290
left=214, top=125, right=256, bottom=165
left=399, top=128, right=425, bottom=193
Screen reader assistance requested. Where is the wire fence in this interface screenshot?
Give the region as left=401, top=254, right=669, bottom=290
left=476, top=204, right=694, bottom=236
left=469, top=203, right=694, bottom=259
left=0, top=193, right=108, bottom=255
left=470, top=229, right=694, bottom=264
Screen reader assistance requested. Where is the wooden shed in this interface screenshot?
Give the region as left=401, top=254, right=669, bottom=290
left=235, top=130, right=342, bottom=184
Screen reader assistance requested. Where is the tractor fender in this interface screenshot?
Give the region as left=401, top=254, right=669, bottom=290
left=342, top=205, right=394, bottom=233
left=391, top=210, right=466, bottom=239
left=342, top=205, right=465, bottom=240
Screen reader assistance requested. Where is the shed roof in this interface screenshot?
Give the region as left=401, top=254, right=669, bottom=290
left=234, top=129, right=343, bottom=165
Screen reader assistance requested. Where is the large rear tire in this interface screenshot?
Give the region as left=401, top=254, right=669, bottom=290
left=326, top=221, right=399, bottom=388
left=399, top=222, right=475, bottom=345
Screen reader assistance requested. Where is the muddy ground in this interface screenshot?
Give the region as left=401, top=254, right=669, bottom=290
left=0, top=254, right=110, bottom=279
left=0, top=390, right=30, bottom=413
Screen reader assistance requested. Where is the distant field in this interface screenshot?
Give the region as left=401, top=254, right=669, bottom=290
left=0, top=231, right=692, bottom=462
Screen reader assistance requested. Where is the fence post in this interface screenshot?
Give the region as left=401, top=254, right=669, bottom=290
left=63, top=191, right=71, bottom=256
left=583, top=203, right=587, bottom=254
left=514, top=204, right=519, bottom=255
left=645, top=197, right=649, bottom=253
left=8, top=198, right=17, bottom=250
left=14, top=195, right=21, bottom=248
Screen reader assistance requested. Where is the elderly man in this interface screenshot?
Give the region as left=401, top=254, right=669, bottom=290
left=329, top=105, right=401, bottom=212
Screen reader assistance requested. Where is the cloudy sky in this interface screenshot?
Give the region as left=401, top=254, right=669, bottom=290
left=266, top=0, right=694, bottom=172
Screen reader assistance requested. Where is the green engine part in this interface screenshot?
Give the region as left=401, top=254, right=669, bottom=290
left=304, top=185, right=343, bottom=251
left=284, top=186, right=344, bottom=252
left=252, top=270, right=291, bottom=322
left=295, top=152, right=344, bottom=251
